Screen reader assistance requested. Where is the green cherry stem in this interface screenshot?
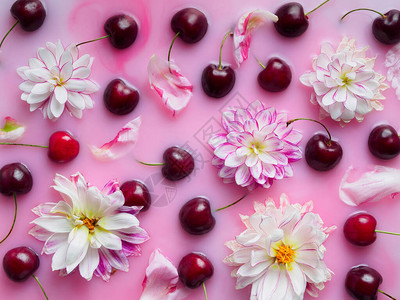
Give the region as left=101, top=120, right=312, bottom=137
left=218, top=31, right=232, bottom=70
left=378, top=289, right=397, bottom=300
left=0, top=193, right=17, bottom=244
left=255, top=57, right=266, bottom=69
left=216, top=193, right=248, bottom=211
left=287, top=118, right=332, bottom=145
left=0, top=142, right=48, bottom=148
left=341, top=8, right=386, bottom=21
left=375, top=229, right=400, bottom=236
left=168, top=31, right=181, bottom=64
left=136, top=160, right=165, bottom=167
left=0, top=20, right=19, bottom=49
left=203, top=282, right=208, bottom=300
left=305, top=0, right=330, bottom=16
left=75, top=35, right=110, bottom=47
left=32, top=274, right=49, bottom=300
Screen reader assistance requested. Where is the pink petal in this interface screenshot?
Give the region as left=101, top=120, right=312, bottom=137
left=339, top=166, right=400, bottom=206
left=0, top=117, right=25, bottom=142
left=140, top=249, right=189, bottom=300
left=148, top=55, right=192, bottom=115
left=90, top=117, right=141, bottom=161
left=233, top=10, right=278, bottom=67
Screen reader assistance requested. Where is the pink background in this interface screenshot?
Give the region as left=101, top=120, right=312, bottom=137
left=0, top=0, right=400, bottom=299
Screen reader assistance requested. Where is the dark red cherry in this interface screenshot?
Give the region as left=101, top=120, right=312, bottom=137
left=3, top=247, right=39, bottom=281
left=305, top=134, right=343, bottom=171
left=372, top=10, right=400, bottom=45
left=171, top=8, right=208, bottom=43
left=48, top=131, right=79, bottom=163
left=201, top=64, right=235, bottom=98
left=120, top=180, right=151, bottom=212
left=179, top=197, right=215, bottom=235
left=162, top=147, right=195, bottom=181
left=345, top=265, right=383, bottom=300
left=104, top=14, right=138, bottom=49
left=104, top=79, right=139, bottom=115
left=258, top=57, right=292, bottom=92
left=0, top=163, right=32, bottom=196
left=343, top=213, right=377, bottom=246
left=10, top=0, right=46, bottom=32
left=178, top=252, right=213, bottom=289
left=274, top=2, right=308, bottom=37
left=368, top=124, right=400, bottom=160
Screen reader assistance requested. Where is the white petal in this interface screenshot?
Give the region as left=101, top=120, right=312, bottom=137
left=51, top=243, right=68, bottom=271
left=64, top=79, right=87, bottom=92
left=66, top=226, right=90, bottom=273
left=50, top=94, right=65, bottom=118
left=67, top=92, right=86, bottom=109
left=287, top=262, right=306, bottom=296
left=60, top=62, right=73, bottom=81
left=97, top=213, right=139, bottom=230
left=93, top=227, right=122, bottom=250
left=72, top=67, right=91, bottom=79
left=79, top=246, right=99, bottom=281
left=31, top=82, right=53, bottom=94
left=32, top=216, right=73, bottom=233
left=38, top=48, right=57, bottom=69
left=54, top=85, right=68, bottom=104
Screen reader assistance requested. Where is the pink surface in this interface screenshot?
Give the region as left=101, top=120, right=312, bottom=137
left=0, top=0, right=400, bottom=299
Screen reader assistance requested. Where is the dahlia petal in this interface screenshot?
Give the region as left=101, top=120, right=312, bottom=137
left=66, top=226, right=90, bottom=273
left=246, top=153, right=259, bottom=168
left=287, top=262, right=306, bottom=295
left=250, top=161, right=263, bottom=179
left=83, top=80, right=99, bottom=93
left=60, top=62, right=73, bottom=81
left=64, top=79, right=87, bottom=92
left=235, top=164, right=251, bottom=186
left=51, top=243, right=68, bottom=271
left=19, top=81, right=35, bottom=93
left=148, top=54, right=192, bottom=115
left=214, top=143, right=237, bottom=159
left=68, top=92, right=86, bottom=109
left=38, top=48, right=57, bottom=69
left=0, top=117, right=25, bottom=142
left=98, top=213, right=139, bottom=230
left=73, top=54, right=91, bottom=69
left=27, top=91, right=50, bottom=104
left=89, top=117, right=141, bottom=160
left=25, top=68, right=51, bottom=82
left=31, top=82, right=52, bottom=94
left=99, top=248, right=129, bottom=272
left=29, top=58, right=46, bottom=69
left=60, top=47, right=73, bottom=67
left=54, top=85, right=68, bottom=104
left=339, top=166, right=400, bottom=206
left=72, top=66, right=91, bottom=79
left=29, top=225, right=53, bottom=241
left=255, top=264, right=280, bottom=299
left=79, top=246, right=100, bottom=281
left=225, top=152, right=246, bottom=167
left=208, top=134, right=227, bottom=149
left=50, top=94, right=65, bottom=118
left=93, top=228, right=122, bottom=250
left=32, top=216, right=74, bottom=233
left=43, top=233, right=69, bottom=254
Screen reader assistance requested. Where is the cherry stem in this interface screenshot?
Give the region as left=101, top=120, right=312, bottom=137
left=136, top=160, right=165, bottom=167
left=341, top=8, right=386, bottom=21
left=0, top=193, right=17, bottom=244
left=203, top=282, right=208, bottom=300
left=75, top=35, right=110, bottom=47
left=32, top=274, right=49, bottom=300
left=287, top=118, right=332, bottom=145
left=0, top=142, right=48, bottom=148
left=255, top=57, right=266, bottom=69
left=168, top=31, right=180, bottom=64
left=305, top=0, right=330, bottom=16
left=0, top=20, right=19, bottom=49
left=218, top=31, right=232, bottom=70
left=375, top=229, right=400, bottom=236
left=378, top=289, right=397, bottom=300
left=216, top=193, right=248, bottom=211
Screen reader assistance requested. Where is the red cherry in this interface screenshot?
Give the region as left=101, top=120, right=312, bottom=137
left=171, top=8, right=208, bottom=43
left=104, top=14, right=138, bottom=49
left=345, top=265, right=383, bottom=300
left=179, top=197, right=215, bottom=235
left=48, top=131, right=79, bottom=163
left=274, top=2, right=309, bottom=37
left=257, top=57, right=292, bottom=92
left=103, top=79, right=139, bottom=115
left=343, top=212, right=377, bottom=246
left=120, top=180, right=151, bottom=212
left=162, top=147, right=195, bottom=181
left=368, top=124, right=400, bottom=160
left=0, top=162, right=33, bottom=196
left=305, top=134, right=343, bottom=171
left=3, top=246, right=39, bottom=281
left=372, top=10, right=400, bottom=45
left=10, top=0, right=46, bottom=32
left=178, top=252, right=213, bottom=289
left=201, top=64, right=235, bottom=98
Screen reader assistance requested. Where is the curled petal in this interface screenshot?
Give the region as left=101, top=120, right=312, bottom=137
left=148, top=55, right=193, bottom=115
left=0, top=117, right=25, bottom=142
left=90, top=117, right=141, bottom=161
left=339, top=166, right=400, bottom=206
left=140, top=249, right=189, bottom=300
left=233, top=10, right=278, bottom=67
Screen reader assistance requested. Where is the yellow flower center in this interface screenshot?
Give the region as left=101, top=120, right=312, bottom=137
left=250, top=141, right=263, bottom=154
left=340, top=73, right=351, bottom=85
left=82, top=218, right=96, bottom=231
left=275, top=244, right=296, bottom=265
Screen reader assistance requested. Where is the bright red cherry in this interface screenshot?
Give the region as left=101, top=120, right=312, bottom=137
left=372, top=10, right=400, bottom=45
left=179, top=197, right=215, bottom=235
left=0, top=163, right=33, bottom=196
left=48, top=131, right=79, bottom=163
left=274, top=2, right=308, bottom=37
left=162, top=147, right=195, bottom=181
left=104, top=14, right=138, bottom=49
left=201, top=65, right=235, bottom=98
left=104, top=79, right=139, bottom=115
left=257, top=57, right=292, bottom=92
left=120, top=180, right=151, bottom=212
left=171, top=8, right=208, bottom=43
left=345, top=265, right=383, bottom=300
left=305, top=134, right=343, bottom=171
left=343, top=213, right=377, bottom=246
left=178, top=252, right=213, bottom=289
left=3, top=246, right=39, bottom=281
left=368, top=124, right=400, bottom=160
left=10, top=0, right=46, bottom=32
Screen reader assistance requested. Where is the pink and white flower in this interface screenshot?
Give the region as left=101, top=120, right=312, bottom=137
left=300, top=37, right=388, bottom=124
left=140, top=249, right=189, bottom=300
left=339, top=165, right=400, bottom=206
left=0, top=117, right=25, bottom=142
left=17, top=40, right=99, bottom=120
left=90, top=116, right=142, bottom=161
left=224, top=193, right=336, bottom=300
left=148, top=54, right=193, bottom=116
left=385, top=43, right=400, bottom=100
left=29, top=172, right=149, bottom=281
left=208, top=100, right=302, bottom=190
left=233, top=10, right=278, bottom=67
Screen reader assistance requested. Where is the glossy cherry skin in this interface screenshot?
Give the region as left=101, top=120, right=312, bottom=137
left=201, top=64, right=235, bottom=98
left=104, top=14, right=138, bottom=49
left=10, top=0, right=46, bottom=32
left=179, top=197, right=215, bottom=235
left=274, top=2, right=308, bottom=37
left=162, top=147, right=195, bottom=181
left=345, top=265, right=383, bottom=300
left=48, top=131, right=80, bottom=163
left=3, top=247, right=40, bottom=281
left=258, top=58, right=292, bottom=92
left=305, top=134, right=343, bottom=171
left=368, top=124, right=400, bottom=160
left=104, top=79, right=139, bottom=115
left=343, top=213, right=377, bottom=246
left=120, top=180, right=151, bottom=212
left=178, top=252, right=214, bottom=288
left=0, top=163, right=33, bottom=196
left=372, top=10, right=400, bottom=45
left=171, top=8, right=208, bottom=43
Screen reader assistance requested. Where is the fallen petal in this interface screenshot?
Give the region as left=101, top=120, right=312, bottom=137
left=339, top=165, right=400, bottom=206
left=90, top=116, right=141, bottom=161
left=0, top=117, right=25, bottom=142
